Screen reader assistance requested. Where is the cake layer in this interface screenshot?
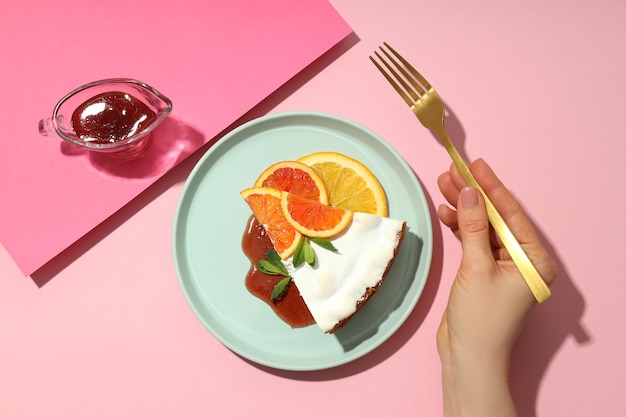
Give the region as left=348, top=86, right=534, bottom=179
left=284, top=212, right=406, bottom=333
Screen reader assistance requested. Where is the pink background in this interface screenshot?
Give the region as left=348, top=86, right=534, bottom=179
left=2, top=0, right=625, bottom=416
left=0, top=0, right=351, bottom=276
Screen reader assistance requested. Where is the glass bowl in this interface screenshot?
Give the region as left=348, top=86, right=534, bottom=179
left=39, top=78, right=173, bottom=159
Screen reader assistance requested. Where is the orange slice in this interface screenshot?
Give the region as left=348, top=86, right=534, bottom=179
left=240, top=187, right=302, bottom=259
left=297, top=152, right=387, bottom=216
left=280, top=191, right=353, bottom=238
left=254, top=161, right=328, bottom=204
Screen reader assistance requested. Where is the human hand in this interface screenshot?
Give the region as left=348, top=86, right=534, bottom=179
left=436, top=158, right=557, bottom=416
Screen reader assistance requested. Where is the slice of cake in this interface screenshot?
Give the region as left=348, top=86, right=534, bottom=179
left=241, top=152, right=406, bottom=333
left=284, top=212, right=406, bottom=333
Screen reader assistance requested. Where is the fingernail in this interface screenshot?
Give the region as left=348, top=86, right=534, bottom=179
left=460, top=187, right=479, bottom=209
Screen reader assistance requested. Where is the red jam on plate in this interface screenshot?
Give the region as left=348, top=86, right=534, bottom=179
left=242, top=215, right=315, bottom=328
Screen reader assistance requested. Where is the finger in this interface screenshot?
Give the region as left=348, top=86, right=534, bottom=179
left=446, top=162, right=504, bottom=252
left=437, top=205, right=462, bottom=241
left=456, top=187, right=496, bottom=276
left=470, top=159, right=539, bottom=245
left=470, top=158, right=558, bottom=284
left=449, top=162, right=469, bottom=190
left=494, top=246, right=513, bottom=262
left=437, top=171, right=460, bottom=208
left=437, top=204, right=459, bottom=230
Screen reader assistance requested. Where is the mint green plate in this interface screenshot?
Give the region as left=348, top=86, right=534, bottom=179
left=173, top=111, right=432, bottom=371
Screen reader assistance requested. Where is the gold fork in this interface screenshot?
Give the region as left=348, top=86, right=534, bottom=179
left=370, top=42, right=551, bottom=303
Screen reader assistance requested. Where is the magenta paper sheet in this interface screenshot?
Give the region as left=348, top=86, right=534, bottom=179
left=0, top=0, right=352, bottom=276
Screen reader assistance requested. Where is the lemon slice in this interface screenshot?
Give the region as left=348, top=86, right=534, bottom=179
left=297, top=152, right=388, bottom=216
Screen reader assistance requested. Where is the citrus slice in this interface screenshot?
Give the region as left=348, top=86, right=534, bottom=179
left=254, top=161, right=328, bottom=204
left=240, top=187, right=302, bottom=259
left=280, top=191, right=353, bottom=238
left=297, top=152, right=388, bottom=216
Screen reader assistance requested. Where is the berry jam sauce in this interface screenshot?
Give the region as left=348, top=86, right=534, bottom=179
left=242, top=215, right=315, bottom=328
left=71, top=91, right=156, bottom=143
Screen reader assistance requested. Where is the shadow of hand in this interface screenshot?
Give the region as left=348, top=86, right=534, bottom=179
left=510, top=235, right=590, bottom=417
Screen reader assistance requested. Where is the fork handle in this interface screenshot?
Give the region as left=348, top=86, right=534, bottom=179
left=435, top=127, right=552, bottom=303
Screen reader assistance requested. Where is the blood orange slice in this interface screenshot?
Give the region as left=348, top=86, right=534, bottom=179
left=280, top=191, right=353, bottom=238
left=254, top=161, right=328, bottom=204
left=240, top=187, right=302, bottom=259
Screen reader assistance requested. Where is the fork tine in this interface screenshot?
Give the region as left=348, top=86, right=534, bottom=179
left=369, top=53, right=414, bottom=107
left=374, top=50, right=421, bottom=102
left=378, top=46, right=427, bottom=98
left=382, top=42, right=433, bottom=92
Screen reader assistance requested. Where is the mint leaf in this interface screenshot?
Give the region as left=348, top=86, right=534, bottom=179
left=257, top=259, right=288, bottom=276
left=265, top=249, right=283, bottom=266
left=293, top=238, right=317, bottom=267
left=303, top=239, right=316, bottom=266
left=292, top=238, right=306, bottom=268
left=257, top=249, right=289, bottom=277
left=310, top=237, right=338, bottom=252
left=258, top=249, right=293, bottom=302
left=270, top=277, right=292, bottom=302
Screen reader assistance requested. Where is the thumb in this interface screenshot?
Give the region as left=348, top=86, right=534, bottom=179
left=457, top=187, right=494, bottom=272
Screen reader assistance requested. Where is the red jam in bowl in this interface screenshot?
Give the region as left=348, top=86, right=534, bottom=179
left=71, top=91, right=157, bottom=144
